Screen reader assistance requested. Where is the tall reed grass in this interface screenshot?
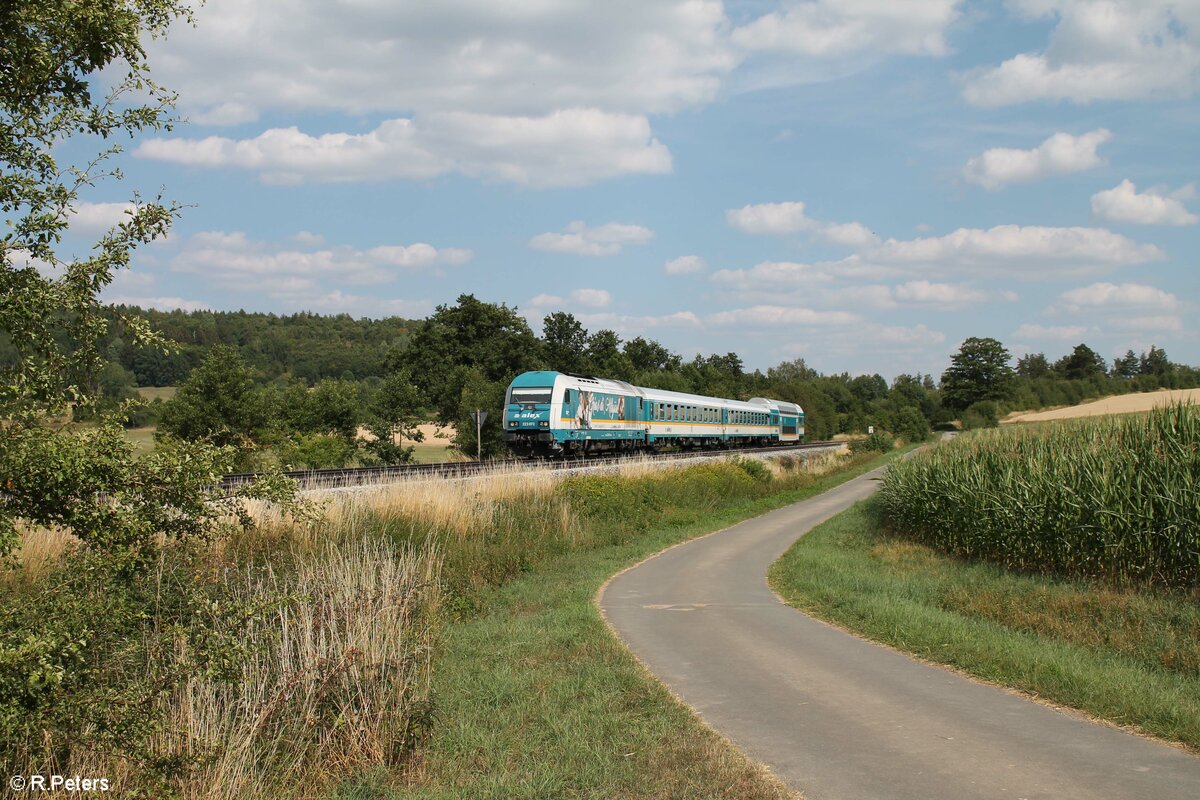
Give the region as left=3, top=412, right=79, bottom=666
left=878, top=403, right=1200, bottom=589
left=160, top=538, right=441, bottom=800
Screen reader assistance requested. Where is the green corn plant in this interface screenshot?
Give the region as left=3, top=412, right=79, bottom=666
left=878, top=403, right=1200, bottom=590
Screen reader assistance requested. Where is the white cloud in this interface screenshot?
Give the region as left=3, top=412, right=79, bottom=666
left=706, top=305, right=860, bottom=327
left=893, top=280, right=993, bottom=307
left=291, top=230, right=326, bottom=246
left=575, top=310, right=703, bottom=332
left=818, top=220, right=879, bottom=248
left=138, top=109, right=672, bottom=187
left=69, top=201, right=136, bottom=233
left=827, top=281, right=1012, bottom=310
left=570, top=288, right=612, bottom=308
left=726, top=201, right=809, bottom=234
left=855, top=224, right=1163, bottom=278
left=526, top=289, right=613, bottom=310
left=1013, top=323, right=1090, bottom=340
left=1056, top=282, right=1179, bottom=312
left=725, top=201, right=877, bottom=246
left=137, top=1, right=736, bottom=188
left=189, top=101, right=258, bottom=126
left=1090, top=179, right=1199, bottom=226
left=169, top=231, right=470, bottom=300
left=711, top=260, right=837, bottom=286
left=963, top=129, right=1110, bottom=189
left=529, top=221, right=654, bottom=257
left=105, top=295, right=213, bottom=312
left=665, top=255, right=708, bottom=275
left=963, top=1, right=1200, bottom=106
left=149, top=1, right=736, bottom=121
left=107, top=270, right=157, bottom=292
left=777, top=322, right=946, bottom=361
left=733, top=1, right=959, bottom=58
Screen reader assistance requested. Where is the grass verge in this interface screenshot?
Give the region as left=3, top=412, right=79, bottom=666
left=769, top=498, right=1200, bottom=751
left=367, top=449, right=910, bottom=800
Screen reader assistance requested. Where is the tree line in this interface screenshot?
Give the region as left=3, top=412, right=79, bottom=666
left=129, top=295, right=1200, bottom=467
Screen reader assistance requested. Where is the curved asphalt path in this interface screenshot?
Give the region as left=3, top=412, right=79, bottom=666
left=599, top=465, right=1200, bottom=800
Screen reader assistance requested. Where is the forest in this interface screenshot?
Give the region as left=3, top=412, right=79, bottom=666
left=27, top=295, right=1197, bottom=468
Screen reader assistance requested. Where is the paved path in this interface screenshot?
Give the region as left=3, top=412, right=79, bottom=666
left=599, top=466, right=1200, bottom=800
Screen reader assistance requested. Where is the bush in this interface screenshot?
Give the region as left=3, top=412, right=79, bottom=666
left=0, top=544, right=257, bottom=792
left=279, top=432, right=358, bottom=469
left=894, top=407, right=931, bottom=443
left=849, top=431, right=894, bottom=454
left=732, top=456, right=772, bottom=482
left=962, top=400, right=999, bottom=429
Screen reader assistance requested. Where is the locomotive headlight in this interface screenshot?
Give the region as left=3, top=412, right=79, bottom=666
left=539, top=421, right=549, bottom=428
left=508, top=421, right=517, bottom=427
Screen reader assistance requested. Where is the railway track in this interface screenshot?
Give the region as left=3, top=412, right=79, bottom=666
left=220, top=440, right=844, bottom=492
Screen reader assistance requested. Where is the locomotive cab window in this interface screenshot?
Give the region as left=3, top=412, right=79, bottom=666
left=562, top=389, right=571, bottom=404
left=511, top=387, right=553, bottom=405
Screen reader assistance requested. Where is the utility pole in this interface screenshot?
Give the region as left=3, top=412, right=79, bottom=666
left=471, top=409, right=487, bottom=461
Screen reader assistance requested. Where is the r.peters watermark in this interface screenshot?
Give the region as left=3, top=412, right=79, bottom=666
left=9, top=774, right=110, bottom=793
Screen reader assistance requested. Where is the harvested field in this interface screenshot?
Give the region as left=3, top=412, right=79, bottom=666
left=1004, top=388, right=1200, bottom=423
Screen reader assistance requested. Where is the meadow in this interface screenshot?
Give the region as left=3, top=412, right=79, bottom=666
left=4, top=446, right=902, bottom=798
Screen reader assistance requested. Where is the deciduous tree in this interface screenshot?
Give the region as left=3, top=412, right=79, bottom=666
left=940, top=337, right=1015, bottom=411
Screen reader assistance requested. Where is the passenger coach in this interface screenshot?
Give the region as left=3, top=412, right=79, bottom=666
left=502, top=370, right=804, bottom=457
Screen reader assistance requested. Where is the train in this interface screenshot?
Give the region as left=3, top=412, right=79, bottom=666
left=502, top=370, right=804, bottom=457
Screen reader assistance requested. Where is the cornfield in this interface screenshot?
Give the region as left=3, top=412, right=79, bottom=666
left=878, top=403, right=1200, bottom=589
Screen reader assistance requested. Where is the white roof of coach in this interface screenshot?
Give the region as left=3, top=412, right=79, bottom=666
left=749, top=397, right=804, bottom=415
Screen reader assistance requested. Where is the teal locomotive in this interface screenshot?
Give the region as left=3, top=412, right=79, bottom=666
left=502, top=370, right=804, bottom=457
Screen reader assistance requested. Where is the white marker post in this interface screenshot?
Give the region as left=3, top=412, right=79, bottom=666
left=471, top=409, right=488, bottom=461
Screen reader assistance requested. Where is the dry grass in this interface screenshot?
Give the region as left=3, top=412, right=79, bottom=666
left=159, top=537, right=441, bottom=800
left=134, top=386, right=177, bottom=401
left=2, top=525, right=78, bottom=591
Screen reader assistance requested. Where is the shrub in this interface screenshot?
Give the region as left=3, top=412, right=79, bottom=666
left=732, top=456, right=772, bottom=482
left=850, top=431, right=894, bottom=454
left=279, top=432, right=358, bottom=469
left=894, top=407, right=931, bottom=443
left=962, top=400, right=999, bottom=429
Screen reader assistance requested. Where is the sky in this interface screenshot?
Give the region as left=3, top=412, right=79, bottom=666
left=68, top=0, right=1200, bottom=378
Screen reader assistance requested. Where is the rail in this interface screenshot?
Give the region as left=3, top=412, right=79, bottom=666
left=220, top=440, right=844, bottom=492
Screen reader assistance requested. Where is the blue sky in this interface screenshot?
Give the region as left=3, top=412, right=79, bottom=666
left=72, top=0, right=1199, bottom=377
